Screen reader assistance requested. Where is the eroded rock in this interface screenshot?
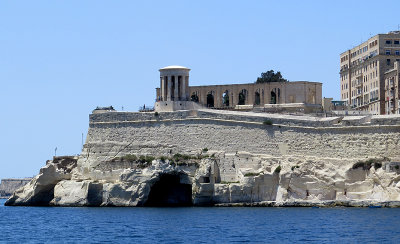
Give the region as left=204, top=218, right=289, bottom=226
left=6, top=153, right=400, bottom=207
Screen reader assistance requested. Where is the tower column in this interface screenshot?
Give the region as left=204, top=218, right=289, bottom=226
left=174, top=75, right=179, bottom=100
left=181, top=76, right=186, bottom=100
left=186, top=76, right=190, bottom=100
left=167, top=76, right=172, bottom=101
left=160, top=76, right=164, bottom=101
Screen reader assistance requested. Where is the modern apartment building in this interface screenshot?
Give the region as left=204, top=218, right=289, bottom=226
left=340, top=31, right=400, bottom=114
left=384, top=61, right=400, bottom=114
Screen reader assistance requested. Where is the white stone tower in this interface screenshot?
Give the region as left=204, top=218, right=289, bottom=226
left=155, top=65, right=202, bottom=112
left=159, top=65, right=190, bottom=101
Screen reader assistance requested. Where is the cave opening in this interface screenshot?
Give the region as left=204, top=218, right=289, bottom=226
left=144, top=173, right=193, bottom=207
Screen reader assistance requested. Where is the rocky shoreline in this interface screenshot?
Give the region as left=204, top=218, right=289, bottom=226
left=5, top=155, right=400, bottom=207
left=215, top=200, right=400, bottom=208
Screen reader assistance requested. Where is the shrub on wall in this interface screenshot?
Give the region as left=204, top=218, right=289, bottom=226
left=352, top=157, right=389, bottom=170
left=122, top=154, right=137, bottom=162
left=263, top=120, right=273, bottom=126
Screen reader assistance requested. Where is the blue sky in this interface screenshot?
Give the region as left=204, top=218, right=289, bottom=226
left=1, top=0, right=399, bottom=179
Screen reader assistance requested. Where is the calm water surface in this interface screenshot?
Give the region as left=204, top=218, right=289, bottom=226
left=1, top=199, right=400, bottom=243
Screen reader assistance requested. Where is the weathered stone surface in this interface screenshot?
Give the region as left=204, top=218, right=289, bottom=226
left=0, top=178, right=31, bottom=198
left=5, top=157, right=77, bottom=206
left=5, top=110, right=400, bottom=207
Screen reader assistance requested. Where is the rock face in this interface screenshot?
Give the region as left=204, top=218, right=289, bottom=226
left=6, top=156, right=76, bottom=205
left=0, top=178, right=31, bottom=198
left=5, top=110, right=400, bottom=207
left=6, top=154, right=400, bottom=207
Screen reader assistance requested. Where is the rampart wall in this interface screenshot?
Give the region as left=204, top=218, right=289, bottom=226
left=85, top=110, right=400, bottom=162
left=0, top=178, right=31, bottom=197
left=7, top=109, right=400, bottom=206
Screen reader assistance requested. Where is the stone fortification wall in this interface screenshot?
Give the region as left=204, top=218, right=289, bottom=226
left=85, top=110, right=400, bottom=161
left=0, top=178, right=31, bottom=197
left=7, top=109, right=400, bottom=206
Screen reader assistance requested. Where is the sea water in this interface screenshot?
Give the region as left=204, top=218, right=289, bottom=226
left=1, top=199, right=400, bottom=243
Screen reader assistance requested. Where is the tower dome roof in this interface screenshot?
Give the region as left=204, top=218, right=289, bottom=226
left=159, top=65, right=190, bottom=71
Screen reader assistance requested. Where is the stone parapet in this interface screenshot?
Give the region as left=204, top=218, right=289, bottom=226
left=89, top=109, right=400, bottom=128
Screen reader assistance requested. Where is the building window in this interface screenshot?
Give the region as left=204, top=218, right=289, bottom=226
left=396, top=50, right=400, bottom=55
left=395, top=40, right=400, bottom=45
left=386, top=40, right=392, bottom=45
left=386, top=50, right=391, bottom=55
left=387, top=59, right=391, bottom=65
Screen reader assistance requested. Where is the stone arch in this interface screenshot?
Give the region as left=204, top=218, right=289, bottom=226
left=222, top=90, right=230, bottom=107
left=191, top=92, right=199, bottom=102
left=238, top=89, right=247, bottom=105
left=207, top=91, right=215, bottom=107
left=254, top=90, right=261, bottom=105
left=144, top=173, right=192, bottom=206
left=270, top=90, right=277, bottom=104
left=270, top=88, right=281, bottom=104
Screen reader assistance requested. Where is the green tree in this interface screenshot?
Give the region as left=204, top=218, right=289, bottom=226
left=255, top=70, right=288, bottom=83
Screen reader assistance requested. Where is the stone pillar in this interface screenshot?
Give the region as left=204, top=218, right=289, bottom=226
left=262, top=89, right=265, bottom=105
left=248, top=86, right=253, bottom=105
left=174, top=76, right=179, bottom=101
left=181, top=76, right=186, bottom=101
left=167, top=76, right=172, bottom=101
left=200, top=92, right=207, bottom=105
left=160, top=76, right=164, bottom=101
left=186, top=76, right=189, bottom=100
left=215, top=89, right=221, bottom=108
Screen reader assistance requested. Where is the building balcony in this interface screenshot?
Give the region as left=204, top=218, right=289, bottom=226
left=340, top=67, right=349, bottom=73
left=370, top=97, right=379, bottom=102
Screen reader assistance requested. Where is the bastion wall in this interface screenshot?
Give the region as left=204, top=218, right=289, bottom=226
left=85, top=110, right=400, bottom=163
left=0, top=178, right=32, bottom=197
left=7, top=109, right=400, bottom=206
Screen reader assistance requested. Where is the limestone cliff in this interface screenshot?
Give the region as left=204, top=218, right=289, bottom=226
left=5, top=110, right=400, bottom=207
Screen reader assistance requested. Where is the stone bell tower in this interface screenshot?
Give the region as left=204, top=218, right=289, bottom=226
left=155, top=65, right=202, bottom=112
left=159, top=65, right=190, bottom=102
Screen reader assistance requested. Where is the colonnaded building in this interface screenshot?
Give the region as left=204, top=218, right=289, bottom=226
left=340, top=31, right=400, bottom=115
left=155, top=65, right=322, bottom=113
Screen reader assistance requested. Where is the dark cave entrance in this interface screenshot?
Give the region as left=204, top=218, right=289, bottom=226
left=144, top=173, right=193, bottom=207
